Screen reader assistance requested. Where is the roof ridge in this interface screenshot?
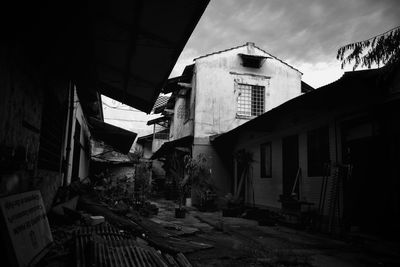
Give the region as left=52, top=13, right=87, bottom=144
left=253, top=44, right=302, bottom=74
left=193, top=43, right=248, bottom=61
left=193, top=43, right=302, bottom=74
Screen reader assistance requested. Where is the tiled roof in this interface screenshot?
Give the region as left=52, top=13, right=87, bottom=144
left=152, top=95, right=169, bottom=111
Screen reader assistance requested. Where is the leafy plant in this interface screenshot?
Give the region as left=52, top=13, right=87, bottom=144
left=184, top=154, right=214, bottom=208
left=167, top=150, right=189, bottom=209
left=337, top=25, right=400, bottom=70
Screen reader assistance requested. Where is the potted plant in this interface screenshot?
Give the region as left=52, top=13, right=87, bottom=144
left=167, top=151, right=189, bottom=218
left=184, top=154, right=215, bottom=211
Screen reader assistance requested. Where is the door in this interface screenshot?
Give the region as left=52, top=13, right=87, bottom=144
left=282, top=135, right=299, bottom=210
left=343, top=136, right=385, bottom=234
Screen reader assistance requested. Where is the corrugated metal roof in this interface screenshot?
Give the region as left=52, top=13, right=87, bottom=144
left=75, top=224, right=192, bottom=267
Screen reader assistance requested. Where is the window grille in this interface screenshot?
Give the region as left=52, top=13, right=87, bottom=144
left=237, top=84, right=264, bottom=117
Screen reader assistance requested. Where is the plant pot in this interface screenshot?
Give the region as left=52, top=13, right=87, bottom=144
left=175, top=208, right=186, bottom=218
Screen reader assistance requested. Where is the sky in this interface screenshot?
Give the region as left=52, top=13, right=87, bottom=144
left=103, top=0, right=400, bottom=138
left=171, top=0, right=400, bottom=88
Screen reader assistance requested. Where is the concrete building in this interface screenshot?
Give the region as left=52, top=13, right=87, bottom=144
left=152, top=42, right=312, bottom=197
left=213, top=66, right=400, bottom=237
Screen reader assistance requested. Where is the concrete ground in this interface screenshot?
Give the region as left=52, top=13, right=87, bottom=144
left=150, top=199, right=400, bottom=267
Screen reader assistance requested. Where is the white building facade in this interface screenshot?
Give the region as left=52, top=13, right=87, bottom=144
left=158, top=42, right=309, bottom=195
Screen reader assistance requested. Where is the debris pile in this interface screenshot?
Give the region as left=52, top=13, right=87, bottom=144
left=36, top=179, right=212, bottom=267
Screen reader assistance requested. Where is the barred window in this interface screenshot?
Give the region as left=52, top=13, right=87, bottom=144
left=237, top=84, right=264, bottom=117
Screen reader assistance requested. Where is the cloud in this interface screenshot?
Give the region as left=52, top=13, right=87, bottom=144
left=173, top=0, right=400, bottom=85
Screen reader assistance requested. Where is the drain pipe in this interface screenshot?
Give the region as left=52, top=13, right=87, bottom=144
left=63, top=82, right=75, bottom=186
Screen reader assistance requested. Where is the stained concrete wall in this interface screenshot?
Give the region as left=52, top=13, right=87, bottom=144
left=193, top=43, right=302, bottom=138
left=167, top=43, right=302, bottom=195
left=0, top=44, right=70, bottom=210
left=189, top=43, right=301, bottom=195
left=192, top=137, right=231, bottom=196
left=169, top=73, right=196, bottom=141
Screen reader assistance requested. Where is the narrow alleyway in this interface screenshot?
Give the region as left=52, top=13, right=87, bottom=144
left=149, top=200, right=400, bottom=267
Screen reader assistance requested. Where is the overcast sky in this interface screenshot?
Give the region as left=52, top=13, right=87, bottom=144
left=171, top=0, right=400, bottom=88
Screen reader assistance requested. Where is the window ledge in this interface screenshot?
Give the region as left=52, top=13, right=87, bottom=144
left=236, top=114, right=257, bottom=120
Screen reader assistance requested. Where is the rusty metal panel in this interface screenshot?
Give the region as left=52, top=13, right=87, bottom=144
left=75, top=224, right=190, bottom=267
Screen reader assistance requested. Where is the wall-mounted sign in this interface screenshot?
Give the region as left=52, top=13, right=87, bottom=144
left=0, top=190, right=53, bottom=267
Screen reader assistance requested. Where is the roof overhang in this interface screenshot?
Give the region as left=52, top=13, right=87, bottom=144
left=4, top=1, right=209, bottom=114
left=136, top=133, right=154, bottom=145
left=213, top=67, right=395, bottom=146
left=301, top=81, right=315, bottom=93
left=94, top=0, right=209, bottom=113
left=147, top=116, right=170, bottom=126
left=88, top=117, right=137, bottom=154
left=151, top=135, right=193, bottom=159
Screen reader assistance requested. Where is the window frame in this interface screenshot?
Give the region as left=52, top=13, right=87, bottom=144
left=237, top=83, right=265, bottom=118
left=260, top=142, right=272, bottom=178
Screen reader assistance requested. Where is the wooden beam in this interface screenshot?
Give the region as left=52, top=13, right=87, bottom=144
left=177, top=82, right=192, bottom=89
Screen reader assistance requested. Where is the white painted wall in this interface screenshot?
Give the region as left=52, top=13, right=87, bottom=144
left=166, top=43, right=303, bottom=195
left=169, top=74, right=196, bottom=141
left=193, top=43, right=302, bottom=138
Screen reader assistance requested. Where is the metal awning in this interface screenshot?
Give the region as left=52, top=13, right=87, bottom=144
left=162, top=64, right=195, bottom=94
left=93, top=0, right=210, bottom=113
left=147, top=116, right=170, bottom=126
left=88, top=117, right=137, bottom=154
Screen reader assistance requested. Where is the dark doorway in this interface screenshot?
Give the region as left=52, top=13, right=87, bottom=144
left=236, top=160, right=246, bottom=201
left=282, top=135, right=299, bottom=210
left=71, top=120, right=81, bottom=182
left=343, top=136, right=386, bottom=234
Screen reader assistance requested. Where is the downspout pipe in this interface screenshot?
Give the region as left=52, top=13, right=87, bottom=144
left=63, top=82, right=75, bottom=186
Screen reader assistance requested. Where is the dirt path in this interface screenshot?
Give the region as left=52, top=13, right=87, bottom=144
left=151, top=200, right=400, bottom=267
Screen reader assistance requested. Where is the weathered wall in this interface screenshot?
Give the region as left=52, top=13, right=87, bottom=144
left=0, top=45, right=43, bottom=185
left=0, top=44, right=69, bottom=210
left=193, top=43, right=302, bottom=138
left=183, top=43, right=302, bottom=195
left=169, top=73, right=196, bottom=141
left=192, top=137, right=231, bottom=196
